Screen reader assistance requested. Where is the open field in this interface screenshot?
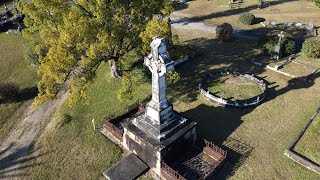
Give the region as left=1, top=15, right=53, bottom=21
left=0, top=33, right=37, bottom=142
left=295, top=113, right=320, bottom=164
left=22, top=62, right=151, bottom=179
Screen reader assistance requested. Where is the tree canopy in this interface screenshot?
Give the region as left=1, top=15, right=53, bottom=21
left=21, top=0, right=173, bottom=107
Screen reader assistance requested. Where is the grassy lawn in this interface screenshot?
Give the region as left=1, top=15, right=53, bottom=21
left=21, top=33, right=320, bottom=179
left=0, top=33, right=37, bottom=142
left=19, top=2, right=320, bottom=178
left=295, top=113, right=320, bottom=164
left=206, top=75, right=263, bottom=100
left=166, top=31, right=320, bottom=179
left=24, top=62, right=151, bottom=180
left=173, top=0, right=320, bottom=29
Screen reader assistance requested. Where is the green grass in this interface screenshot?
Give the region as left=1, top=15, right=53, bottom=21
left=295, top=114, right=320, bottom=164
left=26, top=35, right=320, bottom=180
left=206, top=76, right=263, bottom=100
left=166, top=35, right=320, bottom=179
left=173, top=0, right=320, bottom=29
left=25, top=62, right=151, bottom=180
left=0, top=33, right=37, bottom=142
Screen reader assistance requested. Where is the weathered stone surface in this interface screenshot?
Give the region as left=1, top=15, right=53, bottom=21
left=103, top=153, right=148, bottom=180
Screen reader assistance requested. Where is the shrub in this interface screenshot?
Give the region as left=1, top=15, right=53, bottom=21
left=215, top=23, right=233, bottom=41
left=239, top=13, right=255, bottom=25
left=61, top=113, right=72, bottom=126
left=302, top=38, right=320, bottom=58
left=0, top=82, right=19, bottom=100
left=315, top=0, right=320, bottom=8
left=260, top=31, right=296, bottom=56
left=285, top=40, right=296, bottom=55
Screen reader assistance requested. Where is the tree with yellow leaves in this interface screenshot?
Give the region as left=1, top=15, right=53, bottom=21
left=21, top=0, right=173, bottom=106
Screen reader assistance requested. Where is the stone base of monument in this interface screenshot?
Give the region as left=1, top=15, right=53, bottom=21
left=101, top=105, right=227, bottom=179
left=122, top=111, right=197, bottom=177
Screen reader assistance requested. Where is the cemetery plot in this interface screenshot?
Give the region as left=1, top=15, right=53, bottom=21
left=294, top=113, right=320, bottom=164
left=206, top=74, right=264, bottom=101
left=268, top=58, right=319, bottom=77
left=199, top=70, right=267, bottom=108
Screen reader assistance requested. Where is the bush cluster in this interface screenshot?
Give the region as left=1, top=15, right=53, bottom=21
left=260, top=31, right=297, bottom=56
left=302, top=38, right=320, bottom=58
left=315, top=0, right=320, bottom=8
left=215, top=23, right=233, bottom=41
left=239, top=13, right=255, bottom=25
left=0, top=82, right=19, bottom=101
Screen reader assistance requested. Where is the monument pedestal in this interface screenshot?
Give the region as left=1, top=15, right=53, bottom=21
left=123, top=113, right=197, bottom=177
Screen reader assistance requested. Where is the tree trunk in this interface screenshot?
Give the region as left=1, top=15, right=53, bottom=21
left=108, top=59, right=120, bottom=78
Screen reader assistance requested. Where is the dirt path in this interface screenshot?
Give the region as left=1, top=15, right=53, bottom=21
left=171, top=16, right=217, bottom=32
left=0, top=89, right=68, bottom=179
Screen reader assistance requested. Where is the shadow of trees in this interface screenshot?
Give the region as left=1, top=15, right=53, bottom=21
left=0, top=86, right=38, bottom=104
left=0, top=142, right=47, bottom=179
left=175, top=0, right=299, bottom=24
left=166, top=34, right=319, bottom=178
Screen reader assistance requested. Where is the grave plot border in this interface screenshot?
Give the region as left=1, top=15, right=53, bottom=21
left=199, top=69, right=267, bottom=108
left=284, top=106, right=320, bottom=174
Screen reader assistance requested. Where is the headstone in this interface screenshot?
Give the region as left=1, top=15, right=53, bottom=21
left=257, top=0, right=262, bottom=9
left=305, top=22, right=315, bottom=36
left=284, top=22, right=292, bottom=28
left=306, top=22, right=314, bottom=31
left=272, top=31, right=284, bottom=60
left=4, top=4, right=8, bottom=12
left=228, top=0, right=232, bottom=8
left=267, top=21, right=276, bottom=28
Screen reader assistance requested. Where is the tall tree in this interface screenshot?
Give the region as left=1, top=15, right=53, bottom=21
left=21, top=0, right=173, bottom=106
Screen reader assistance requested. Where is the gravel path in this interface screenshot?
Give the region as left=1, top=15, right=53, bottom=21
left=0, top=89, right=68, bottom=179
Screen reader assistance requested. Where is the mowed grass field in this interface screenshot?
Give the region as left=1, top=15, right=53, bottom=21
left=24, top=62, right=151, bottom=179
left=173, top=0, right=320, bottom=29
left=23, top=30, right=320, bottom=179
left=295, top=113, right=320, bottom=164
left=167, top=29, right=320, bottom=179
left=0, top=33, right=37, bottom=142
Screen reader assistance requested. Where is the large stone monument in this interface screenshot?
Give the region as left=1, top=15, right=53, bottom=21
left=122, top=37, right=197, bottom=177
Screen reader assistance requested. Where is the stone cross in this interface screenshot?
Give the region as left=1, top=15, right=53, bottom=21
left=144, top=37, right=174, bottom=123
left=257, top=0, right=262, bottom=9
left=273, top=31, right=284, bottom=60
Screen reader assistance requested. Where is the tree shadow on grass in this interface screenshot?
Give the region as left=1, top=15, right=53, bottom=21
left=17, top=86, right=38, bottom=102
left=0, top=86, right=38, bottom=104
left=177, top=0, right=299, bottom=23
left=0, top=142, right=48, bottom=179
left=168, top=36, right=320, bottom=178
